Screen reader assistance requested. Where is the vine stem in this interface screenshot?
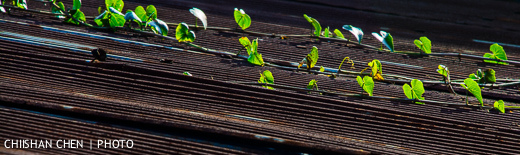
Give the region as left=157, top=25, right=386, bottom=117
left=230, top=82, right=520, bottom=111
left=5, top=5, right=520, bottom=89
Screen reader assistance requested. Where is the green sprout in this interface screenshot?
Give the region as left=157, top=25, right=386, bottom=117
left=414, top=36, right=431, bottom=54
left=183, top=72, right=192, bottom=76
left=306, top=79, right=319, bottom=94
left=175, top=22, right=195, bottom=42
left=234, top=8, right=251, bottom=30
left=190, top=7, right=207, bottom=30
left=64, top=0, right=86, bottom=25
left=323, top=27, right=330, bottom=38
left=460, top=78, right=483, bottom=106
left=148, top=19, right=169, bottom=36
left=51, top=0, right=66, bottom=18
left=124, top=10, right=142, bottom=26
left=356, top=76, right=374, bottom=96
left=258, top=70, right=274, bottom=89
left=94, top=0, right=126, bottom=28
left=371, top=31, right=394, bottom=52
left=484, top=43, right=508, bottom=65
left=333, top=29, right=345, bottom=39
left=319, top=66, right=325, bottom=72
left=338, top=57, right=354, bottom=70
left=298, top=46, right=319, bottom=69
left=469, top=69, right=496, bottom=84
left=342, top=25, right=363, bottom=44
left=362, top=59, right=383, bottom=80
left=303, top=14, right=321, bottom=37
left=402, top=79, right=425, bottom=104
left=239, top=37, right=264, bottom=66
left=494, top=100, right=505, bottom=113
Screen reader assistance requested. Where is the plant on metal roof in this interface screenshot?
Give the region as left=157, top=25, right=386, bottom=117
left=190, top=7, right=207, bottom=30
left=403, top=79, right=425, bottom=104
left=149, top=19, right=169, bottom=36
left=338, top=57, right=354, bottom=71
left=484, top=43, right=508, bottom=65
left=361, top=59, right=384, bottom=80
left=303, top=14, right=321, bottom=37
left=460, top=78, right=483, bottom=106
left=124, top=10, right=142, bottom=26
left=333, top=29, right=344, bottom=39
left=183, top=72, right=192, bottom=76
left=239, top=37, right=264, bottom=66
left=322, top=27, right=331, bottom=38
left=234, top=8, right=251, bottom=30
left=258, top=70, right=274, bottom=89
left=51, top=0, right=65, bottom=18
left=356, top=76, right=374, bottom=96
left=494, top=100, right=505, bottom=113
left=307, top=79, right=319, bottom=94
left=414, top=36, right=431, bottom=54
left=342, top=25, right=363, bottom=44
left=175, top=22, right=195, bottom=42
left=95, top=0, right=126, bottom=28
left=64, top=0, right=86, bottom=25
left=372, top=31, right=394, bottom=52
left=298, top=46, right=319, bottom=69
left=437, top=65, right=457, bottom=95
left=469, top=69, right=496, bottom=84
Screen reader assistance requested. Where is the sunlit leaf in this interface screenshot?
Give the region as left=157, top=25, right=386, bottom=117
left=16, top=0, right=27, bottom=9
left=145, top=5, right=157, bottom=21
left=175, top=22, right=195, bottom=41
left=323, top=27, right=330, bottom=38
left=300, top=46, right=319, bottom=69
left=190, top=7, right=207, bottom=30
left=307, top=79, right=317, bottom=90
left=258, top=70, right=274, bottom=89
left=319, top=66, right=324, bottom=72
left=125, top=10, right=142, bottom=25
left=239, top=37, right=252, bottom=55
left=481, top=69, right=496, bottom=84
left=65, top=9, right=86, bottom=25
left=147, top=18, right=168, bottom=36
left=109, top=13, right=126, bottom=28
left=303, top=14, right=321, bottom=37
left=437, top=65, right=448, bottom=77
left=72, top=0, right=81, bottom=10
left=356, top=76, right=374, bottom=96
left=460, top=78, right=483, bottom=106
left=371, top=31, right=394, bottom=52
left=234, top=8, right=251, bottom=30
left=494, top=100, right=505, bottom=113
left=247, top=38, right=264, bottom=66
left=134, top=6, right=146, bottom=25
left=333, top=29, right=344, bottom=39
left=483, top=43, right=508, bottom=65
left=105, top=0, right=123, bottom=13
left=342, top=25, right=364, bottom=44
left=414, top=36, right=431, bottom=54
left=403, top=79, right=425, bottom=104
left=51, top=1, right=66, bottom=19
left=368, top=59, right=383, bottom=80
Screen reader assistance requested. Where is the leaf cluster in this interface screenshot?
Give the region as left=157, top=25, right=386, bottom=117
left=483, top=43, right=508, bottom=65
left=356, top=76, right=374, bottom=96
left=258, top=70, right=274, bottom=89
left=469, top=69, right=496, bottom=84
left=239, top=37, right=264, bottom=66
left=402, top=79, right=425, bottom=104
left=367, top=59, right=384, bottom=80
left=298, top=46, right=319, bottom=69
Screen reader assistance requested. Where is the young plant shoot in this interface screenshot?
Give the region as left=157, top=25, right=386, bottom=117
left=175, top=23, right=195, bottom=42
left=258, top=70, right=274, bottom=89
left=483, top=43, right=508, bottom=65
left=494, top=100, right=505, bottom=113
left=460, top=78, right=483, bottom=106
left=183, top=72, right=192, bottom=76
left=95, top=0, right=126, bottom=28
left=365, top=59, right=383, bottom=80
left=148, top=19, right=169, bottom=36
left=342, top=25, right=363, bottom=44
left=303, top=14, right=321, bottom=37
left=51, top=0, right=66, bottom=18
left=299, top=46, right=319, bottom=69
left=322, top=27, right=331, bottom=38
left=124, top=10, right=142, bottom=26
left=239, top=37, right=264, bottom=66
left=469, top=69, right=496, bottom=84
left=402, top=79, right=425, bottom=104
left=307, top=79, right=319, bottom=94
left=437, top=65, right=457, bottom=94
left=234, top=8, right=251, bottom=30
left=356, top=76, right=374, bottom=96
left=333, top=29, right=345, bottom=39
left=190, top=7, right=207, bottom=30
left=414, top=36, right=431, bottom=54
left=371, top=31, right=394, bottom=52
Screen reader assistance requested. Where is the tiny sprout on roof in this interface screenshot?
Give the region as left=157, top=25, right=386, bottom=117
left=460, top=78, right=483, bottom=106
left=494, top=100, right=505, bottom=113
left=356, top=76, right=374, bottom=96
left=176, top=22, right=195, bottom=42
left=190, top=7, right=207, bottom=30
left=371, top=31, right=394, bottom=52
left=342, top=25, right=364, bottom=44
left=239, top=37, right=264, bottom=66
left=299, top=46, right=319, bottom=69
left=258, top=70, right=274, bottom=90
left=469, top=69, right=496, bottom=84
left=484, top=43, right=508, bottom=65
left=234, top=8, right=251, bottom=30
left=414, top=36, right=431, bottom=54
left=303, top=14, right=321, bottom=37
left=402, top=79, right=425, bottom=104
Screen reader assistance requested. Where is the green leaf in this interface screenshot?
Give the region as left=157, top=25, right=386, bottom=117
left=482, top=69, right=496, bottom=84
left=368, top=59, right=382, bottom=77
left=258, top=70, right=274, bottom=89
left=65, top=9, right=86, bottom=25
left=362, top=76, right=374, bottom=96
left=414, top=36, right=431, bottom=54
left=247, top=38, right=264, bottom=66
left=437, top=65, right=448, bottom=77
left=402, top=79, right=425, bottom=104
left=175, top=23, right=195, bottom=42
left=145, top=5, right=157, bottom=21
left=342, top=25, right=364, bottom=44
left=183, top=72, right=192, bottom=76
left=371, top=31, right=394, bottom=52
left=109, top=13, right=126, bottom=28
left=105, top=0, right=123, bottom=13
left=334, top=29, right=344, bottom=39
left=460, top=78, right=483, bottom=106
left=307, top=79, right=317, bottom=90
left=323, top=27, right=330, bottom=38
left=234, top=8, right=251, bottom=30
left=483, top=43, right=508, bottom=65
left=125, top=10, right=142, bottom=25
left=72, top=0, right=81, bottom=10
left=16, top=0, right=27, bottom=9
left=494, top=100, right=505, bottom=113
left=51, top=1, right=66, bottom=18
left=134, top=6, right=147, bottom=24
left=356, top=76, right=364, bottom=88
left=303, top=14, right=321, bottom=37
left=239, top=37, right=252, bottom=55
left=319, top=66, right=324, bottom=72
left=300, top=46, right=319, bottom=69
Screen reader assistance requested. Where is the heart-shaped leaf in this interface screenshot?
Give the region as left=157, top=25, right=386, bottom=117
left=356, top=76, right=374, bottom=96
left=109, top=6, right=124, bottom=16
left=299, top=46, right=319, bottom=69
left=403, top=79, right=425, bottom=104
left=125, top=10, right=142, bottom=24
left=108, top=12, right=126, bottom=28
left=105, top=0, right=123, bottom=13
left=481, top=69, right=496, bottom=84
left=145, top=5, right=157, bottom=21
left=247, top=38, right=264, bottom=66
left=342, top=25, right=364, bottom=44
left=307, top=79, right=318, bottom=90
left=239, top=37, right=252, bottom=55
left=175, top=22, right=195, bottom=41
left=190, top=7, right=207, bottom=30
left=258, top=70, right=274, bottom=89
left=65, top=9, right=86, bottom=25
left=234, top=8, right=251, bottom=30
left=368, top=59, right=383, bottom=80
left=483, top=43, right=508, bottom=65
left=494, top=100, right=505, bottom=113
left=303, top=14, right=321, bottom=37
left=437, top=65, right=449, bottom=77
left=371, top=31, right=394, bottom=52
left=333, top=29, right=344, bottom=39
left=414, top=36, right=431, bottom=54
left=72, top=0, right=81, bottom=10
left=460, top=78, right=483, bottom=106
left=134, top=6, right=147, bottom=24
